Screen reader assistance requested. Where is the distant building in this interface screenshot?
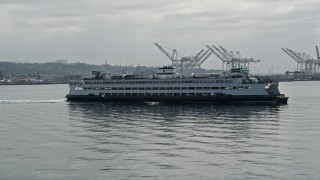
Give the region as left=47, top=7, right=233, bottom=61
left=54, top=60, right=68, bottom=64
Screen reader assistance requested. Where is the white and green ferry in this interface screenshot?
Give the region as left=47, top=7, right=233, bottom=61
left=66, top=66, right=288, bottom=104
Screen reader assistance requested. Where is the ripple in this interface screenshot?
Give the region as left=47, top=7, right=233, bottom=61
left=1, top=83, right=320, bottom=179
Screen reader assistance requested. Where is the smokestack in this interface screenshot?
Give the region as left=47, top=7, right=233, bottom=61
left=316, top=46, right=320, bottom=59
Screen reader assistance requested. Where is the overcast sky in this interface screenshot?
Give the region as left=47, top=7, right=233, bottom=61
left=0, top=0, right=319, bottom=73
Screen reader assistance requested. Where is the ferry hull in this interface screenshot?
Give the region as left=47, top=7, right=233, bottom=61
left=66, top=95, right=288, bottom=104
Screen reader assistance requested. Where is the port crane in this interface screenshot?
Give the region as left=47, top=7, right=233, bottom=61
left=207, top=45, right=260, bottom=71
left=315, top=46, right=320, bottom=73
left=154, top=43, right=212, bottom=74
left=281, top=48, right=306, bottom=72
left=281, top=47, right=320, bottom=75
left=206, top=45, right=231, bottom=70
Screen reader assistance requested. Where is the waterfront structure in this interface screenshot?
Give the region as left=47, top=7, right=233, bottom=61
left=281, top=46, right=320, bottom=76
left=206, top=45, right=260, bottom=71
left=154, top=43, right=212, bottom=75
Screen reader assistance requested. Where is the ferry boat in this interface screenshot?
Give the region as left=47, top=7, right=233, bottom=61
left=66, top=66, right=288, bottom=104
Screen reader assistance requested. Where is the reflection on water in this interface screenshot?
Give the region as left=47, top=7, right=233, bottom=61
left=67, top=102, right=282, bottom=142
left=68, top=102, right=282, bottom=121
left=66, top=102, right=289, bottom=178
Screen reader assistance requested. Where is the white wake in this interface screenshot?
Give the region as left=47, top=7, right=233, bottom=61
left=0, top=99, right=66, bottom=104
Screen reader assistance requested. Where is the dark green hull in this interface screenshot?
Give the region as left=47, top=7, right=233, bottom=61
left=66, top=94, right=288, bottom=104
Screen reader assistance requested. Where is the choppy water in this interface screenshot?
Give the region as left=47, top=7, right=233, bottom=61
left=0, top=82, right=320, bottom=179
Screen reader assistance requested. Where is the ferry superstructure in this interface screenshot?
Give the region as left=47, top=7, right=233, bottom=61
left=66, top=66, right=288, bottom=104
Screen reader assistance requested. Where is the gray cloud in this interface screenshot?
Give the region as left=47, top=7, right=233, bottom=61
left=0, top=0, right=319, bottom=73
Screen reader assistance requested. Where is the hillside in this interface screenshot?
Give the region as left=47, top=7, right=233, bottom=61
left=0, top=62, right=157, bottom=77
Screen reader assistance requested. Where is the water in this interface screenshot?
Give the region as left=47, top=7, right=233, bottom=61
left=0, top=82, right=319, bottom=179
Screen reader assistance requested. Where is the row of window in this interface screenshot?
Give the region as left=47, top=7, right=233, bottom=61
left=99, top=93, right=212, bottom=96
left=84, top=79, right=234, bottom=85
left=75, top=86, right=251, bottom=91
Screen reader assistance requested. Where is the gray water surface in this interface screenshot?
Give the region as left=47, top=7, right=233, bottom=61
left=0, top=82, right=319, bottom=179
